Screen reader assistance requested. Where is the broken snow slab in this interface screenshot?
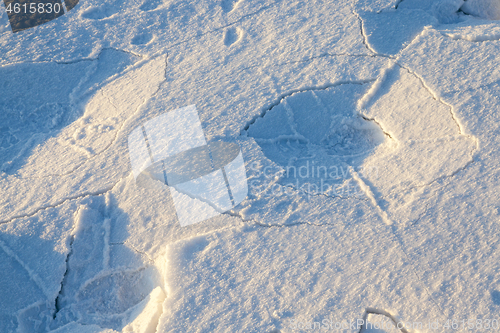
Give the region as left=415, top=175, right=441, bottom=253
left=355, top=62, right=477, bottom=218
left=392, top=83, right=500, bottom=324
left=155, top=223, right=440, bottom=332
left=153, top=39, right=389, bottom=227
left=0, top=49, right=141, bottom=177
left=0, top=188, right=163, bottom=332
left=49, top=196, right=162, bottom=331
left=0, top=199, right=78, bottom=332
left=0, top=54, right=166, bottom=224
left=10, top=54, right=163, bottom=178
left=355, top=5, right=437, bottom=55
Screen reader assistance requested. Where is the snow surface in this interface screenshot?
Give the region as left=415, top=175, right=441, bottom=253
left=2, top=0, right=500, bottom=332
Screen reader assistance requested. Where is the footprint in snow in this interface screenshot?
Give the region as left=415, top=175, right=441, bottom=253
left=221, top=0, right=242, bottom=13
left=82, top=6, right=119, bottom=20
left=139, top=0, right=163, bottom=12
left=223, top=27, right=243, bottom=46
left=131, top=32, right=154, bottom=45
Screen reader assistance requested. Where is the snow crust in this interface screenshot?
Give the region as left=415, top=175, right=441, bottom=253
left=2, top=0, right=500, bottom=332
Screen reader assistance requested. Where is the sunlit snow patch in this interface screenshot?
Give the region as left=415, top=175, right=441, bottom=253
left=0, top=49, right=142, bottom=176
left=357, top=64, right=477, bottom=217
left=0, top=51, right=165, bottom=179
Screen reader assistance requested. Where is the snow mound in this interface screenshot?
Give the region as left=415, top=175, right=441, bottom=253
left=461, top=0, right=500, bottom=20
left=432, top=0, right=467, bottom=24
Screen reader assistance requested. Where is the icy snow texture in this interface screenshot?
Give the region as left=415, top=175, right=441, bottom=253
left=1, top=0, right=500, bottom=332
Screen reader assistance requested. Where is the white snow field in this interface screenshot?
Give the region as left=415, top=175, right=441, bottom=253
left=2, top=0, right=500, bottom=332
